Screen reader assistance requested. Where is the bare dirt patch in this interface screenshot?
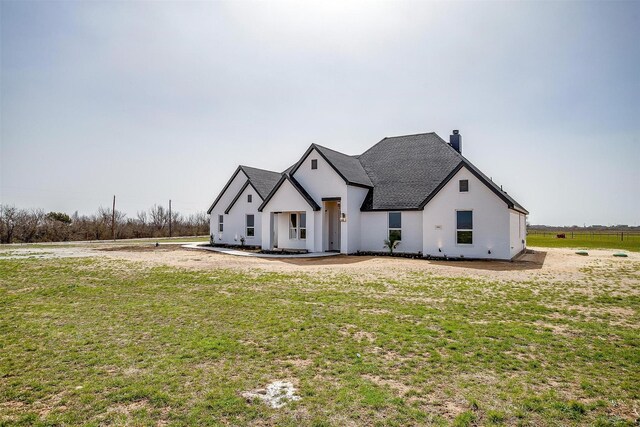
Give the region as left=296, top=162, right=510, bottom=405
left=98, top=244, right=183, bottom=252
left=12, top=243, right=639, bottom=287
left=242, top=381, right=302, bottom=408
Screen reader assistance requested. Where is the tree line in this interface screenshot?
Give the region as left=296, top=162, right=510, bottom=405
left=0, top=204, right=209, bottom=244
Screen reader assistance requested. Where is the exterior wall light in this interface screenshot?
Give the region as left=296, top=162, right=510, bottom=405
left=340, top=213, right=347, bottom=222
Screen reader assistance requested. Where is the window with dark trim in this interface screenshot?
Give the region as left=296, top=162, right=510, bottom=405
left=300, top=213, right=306, bottom=239
left=289, top=213, right=298, bottom=239
left=218, top=215, right=224, bottom=233
left=456, top=210, right=473, bottom=244
left=246, top=214, right=255, bottom=237
left=459, top=179, right=469, bottom=192
left=388, top=212, right=402, bottom=241
left=288, top=212, right=306, bottom=239
left=311, top=159, right=318, bottom=170
left=247, top=194, right=252, bottom=203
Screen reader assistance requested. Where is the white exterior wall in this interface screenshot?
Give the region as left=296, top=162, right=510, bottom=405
left=292, top=149, right=351, bottom=253
left=400, top=211, right=423, bottom=253
left=345, top=186, right=369, bottom=253
left=225, top=185, right=262, bottom=246
left=209, top=170, right=249, bottom=245
left=360, top=211, right=423, bottom=253
left=422, top=167, right=511, bottom=260
left=521, top=213, right=527, bottom=250
left=259, top=179, right=315, bottom=251
left=509, top=211, right=527, bottom=258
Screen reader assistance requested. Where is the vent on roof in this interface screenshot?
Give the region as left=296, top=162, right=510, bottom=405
left=450, top=130, right=462, bottom=154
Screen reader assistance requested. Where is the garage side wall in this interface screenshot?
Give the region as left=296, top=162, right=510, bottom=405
left=509, top=211, right=527, bottom=258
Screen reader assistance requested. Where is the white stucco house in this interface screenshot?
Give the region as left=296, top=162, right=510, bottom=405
left=207, top=131, right=528, bottom=260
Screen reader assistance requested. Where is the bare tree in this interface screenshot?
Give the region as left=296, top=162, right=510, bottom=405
left=149, top=204, right=168, bottom=234
left=0, top=203, right=208, bottom=243
left=20, top=209, right=45, bottom=242
left=0, top=205, right=19, bottom=244
left=137, top=210, right=148, bottom=226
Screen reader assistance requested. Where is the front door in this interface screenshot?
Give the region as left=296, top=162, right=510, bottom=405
left=327, top=201, right=341, bottom=251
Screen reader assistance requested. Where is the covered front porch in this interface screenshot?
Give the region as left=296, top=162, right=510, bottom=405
left=258, top=175, right=349, bottom=253
left=266, top=211, right=313, bottom=252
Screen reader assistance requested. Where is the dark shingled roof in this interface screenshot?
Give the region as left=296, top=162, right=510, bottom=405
left=358, top=133, right=528, bottom=214
left=206, top=165, right=282, bottom=214
left=311, top=144, right=373, bottom=187
left=358, top=133, right=461, bottom=210
left=212, top=132, right=528, bottom=215
left=240, top=165, right=282, bottom=200
left=258, top=174, right=321, bottom=212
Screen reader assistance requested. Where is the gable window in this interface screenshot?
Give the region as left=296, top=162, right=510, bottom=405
left=247, top=194, right=252, bottom=203
left=288, top=213, right=307, bottom=240
left=456, top=210, right=473, bottom=244
left=311, top=159, right=318, bottom=170
left=246, top=214, right=255, bottom=237
left=218, top=215, right=224, bottom=233
left=388, top=212, right=402, bottom=241
left=459, top=179, right=469, bottom=192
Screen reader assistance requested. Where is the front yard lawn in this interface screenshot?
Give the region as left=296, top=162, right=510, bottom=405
left=1, top=257, right=638, bottom=426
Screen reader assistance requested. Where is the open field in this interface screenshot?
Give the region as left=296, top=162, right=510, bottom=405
left=527, top=232, right=640, bottom=252
left=1, top=243, right=638, bottom=426
left=5, top=235, right=211, bottom=249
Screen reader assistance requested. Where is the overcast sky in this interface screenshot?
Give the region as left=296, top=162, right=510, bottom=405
left=1, top=0, right=639, bottom=226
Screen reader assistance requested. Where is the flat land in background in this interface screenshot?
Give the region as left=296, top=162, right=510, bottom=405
left=527, top=231, right=640, bottom=252
left=1, top=241, right=638, bottom=426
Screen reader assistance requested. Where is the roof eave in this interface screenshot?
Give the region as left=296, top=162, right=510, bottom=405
left=289, top=144, right=372, bottom=189
left=224, top=180, right=263, bottom=214
left=360, top=207, right=423, bottom=212
left=417, top=160, right=528, bottom=214
left=510, top=205, right=529, bottom=215
left=258, top=174, right=321, bottom=212
left=206, top=166, right=245, bottom=214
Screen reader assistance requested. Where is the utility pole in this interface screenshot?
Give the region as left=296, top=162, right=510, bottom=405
left=168, top=199, right=172, bottom=238
left=112, top=195, right=116, bottom=241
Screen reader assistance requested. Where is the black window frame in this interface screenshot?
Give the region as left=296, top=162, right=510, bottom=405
left=218, top=214, right=224, bottom=233
left=388, top=211, right=402, bottom=241
left=456, top=210, right=473, bottom=245
left=247, top=194, right=252, bottom=203
left=289, top=213, right=298, bottom=239
left=246, top=214, right=255, bottom=237
left=459, top=179, right=469, bottom=192
left=288, top=212, right=306, bottom=240
left=311, top=159, right=318, bottom=170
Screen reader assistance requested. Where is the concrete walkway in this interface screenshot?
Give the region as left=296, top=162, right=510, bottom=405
left=182, top=244, right=341, bottom=259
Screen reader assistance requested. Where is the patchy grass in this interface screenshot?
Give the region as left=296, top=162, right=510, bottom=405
left=527, top=233, right=640, bottom=252
left=0, top=235, right=209, bottom=250
left=1, top=256, right=638, bottom=426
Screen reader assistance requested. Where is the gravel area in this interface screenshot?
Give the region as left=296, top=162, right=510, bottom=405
left=3, top=242, right=636, bottom=284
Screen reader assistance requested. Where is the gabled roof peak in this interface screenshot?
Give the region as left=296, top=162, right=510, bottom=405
left=289, top=143, right=373, bottom=188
